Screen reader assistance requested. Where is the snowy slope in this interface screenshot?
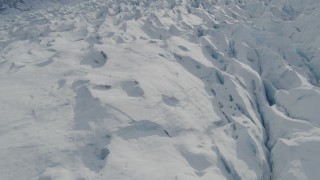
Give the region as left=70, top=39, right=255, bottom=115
left=1, top=0, right=320, bottom=179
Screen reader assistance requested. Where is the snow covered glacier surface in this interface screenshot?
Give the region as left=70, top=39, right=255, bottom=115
left=1, top=0, right=320, bottom=179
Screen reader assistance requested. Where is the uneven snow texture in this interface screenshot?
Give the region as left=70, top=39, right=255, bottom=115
left=1, top=0, right=320, bottom=179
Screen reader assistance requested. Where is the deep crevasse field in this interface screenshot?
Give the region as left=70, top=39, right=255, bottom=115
left=1, top=0, right=320, bottom=179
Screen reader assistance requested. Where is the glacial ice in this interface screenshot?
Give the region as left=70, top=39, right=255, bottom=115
left=1, top=0, right=320, bottom=179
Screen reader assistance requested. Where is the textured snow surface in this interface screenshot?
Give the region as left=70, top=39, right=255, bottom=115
left=1, top=0, right=320, bottom=179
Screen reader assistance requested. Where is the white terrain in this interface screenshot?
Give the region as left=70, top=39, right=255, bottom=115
left=1, top=0, right=320, bottom=179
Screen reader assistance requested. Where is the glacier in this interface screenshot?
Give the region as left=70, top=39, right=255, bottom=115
left=0, top=0, right=320, bottom=179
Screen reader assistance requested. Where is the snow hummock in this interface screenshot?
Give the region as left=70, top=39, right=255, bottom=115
left=1, top=0, right=320, bottom=179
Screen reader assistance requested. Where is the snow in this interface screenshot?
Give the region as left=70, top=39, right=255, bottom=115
left=1, top=0, right=320, bottom=179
